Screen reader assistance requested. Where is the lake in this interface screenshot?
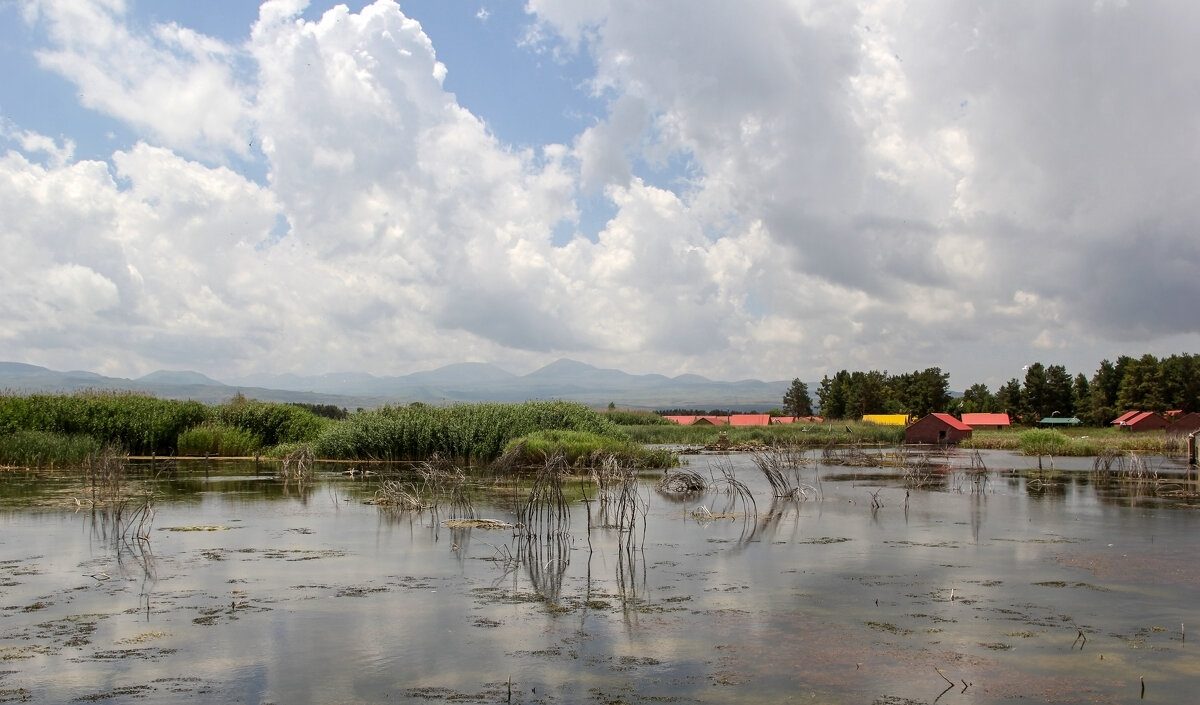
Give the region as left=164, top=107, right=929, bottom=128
left=1, top=448, right=1198, bottom=704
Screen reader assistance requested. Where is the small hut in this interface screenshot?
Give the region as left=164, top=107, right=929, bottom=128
left=905, top=413, right=973, bottom=445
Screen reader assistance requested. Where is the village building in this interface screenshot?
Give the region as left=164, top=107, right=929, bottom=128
left=904, top=413, right=973, bottom=445
left=1166, top=412, right=1200, bottom=436
left=1111, top=411, right=1168, bottom=432
left=1039, top=416, right=1082, bottom=427
left=862, top=414, right=911, bottom=426
left=729, top=414, right=772, bottom=427
left=961, top=412, right=1011, bottom=430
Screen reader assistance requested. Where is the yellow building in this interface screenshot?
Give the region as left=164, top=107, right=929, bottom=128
left=861, top=414, right=913, bottom=426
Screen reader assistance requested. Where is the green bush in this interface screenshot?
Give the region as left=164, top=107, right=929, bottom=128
left=213, top=396, right=326, bottom=446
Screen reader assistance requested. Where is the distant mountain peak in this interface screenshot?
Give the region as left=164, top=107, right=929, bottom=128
left=137, top=370, right=226, bottom=386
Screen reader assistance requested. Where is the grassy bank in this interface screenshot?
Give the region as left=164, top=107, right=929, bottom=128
left=961, top=427, right=1174, bottom=456
left=622, top=420, right=906, bottom=447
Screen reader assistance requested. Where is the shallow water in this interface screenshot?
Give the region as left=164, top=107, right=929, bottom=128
left=1, top=450, right=1198, bottom=704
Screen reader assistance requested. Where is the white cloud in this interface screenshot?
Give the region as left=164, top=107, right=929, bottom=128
left=3, top=0, right=1200, bottom=387
left=23, top=0, right=252, bottom=160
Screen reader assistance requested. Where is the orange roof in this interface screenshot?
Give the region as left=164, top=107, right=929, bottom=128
left=961, top=413, right=1010, bottom=427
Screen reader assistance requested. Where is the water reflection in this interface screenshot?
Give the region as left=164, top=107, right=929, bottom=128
left=1, top=451, right=1199, bottom=704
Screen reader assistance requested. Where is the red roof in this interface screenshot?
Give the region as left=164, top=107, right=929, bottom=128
left=930, top=413, right=972, bottom=431
left=1111, top=410, right=1140, bottom=425
left=961, top=413, right=1010, bottom=427
left=729, top=414, right=772, bottom=426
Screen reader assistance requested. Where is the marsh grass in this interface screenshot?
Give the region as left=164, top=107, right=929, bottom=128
left=0, top=430, right=101, bottom=467
left=624, top=420, right=905, bottom=447
left=502, top=429, right=676, bottom=470
left=177, top=423, right=261, bottom=457
left=314, top=400, right=624, bottom=463
left=963, top=427, right=1167, bottom=455
left=0, top=391, right=208, bottom=456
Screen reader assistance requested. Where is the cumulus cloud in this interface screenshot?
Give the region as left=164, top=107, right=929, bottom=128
left=2, top=0, right=1199, bottom=386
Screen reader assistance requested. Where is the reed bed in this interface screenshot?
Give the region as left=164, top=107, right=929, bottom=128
left=177, top=423, right=261, bottom=456
left=0, top=391, right=209, bottom=456
left=314, top=400, right=624, bottom=463
left=0, top=430, right=101, bottom=467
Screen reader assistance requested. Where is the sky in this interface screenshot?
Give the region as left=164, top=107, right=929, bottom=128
left=1, top=0, right=1198, bottom=391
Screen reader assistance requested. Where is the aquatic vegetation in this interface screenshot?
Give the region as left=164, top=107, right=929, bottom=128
left=0, top=391, right=209, bottom=456
left=314, top=400, right=624, bottom=463
left=747, top=442, right=816, bottom=499
left=623, top=419, right=905, bottom=447
left=213, top=395, right=327, bottom=447
left=0, top=430, right=101, bottom=467
left=176, top=423, right=261, bottom=456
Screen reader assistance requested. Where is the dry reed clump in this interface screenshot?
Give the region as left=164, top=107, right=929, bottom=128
left=820, top=440, right=887, bottom=467
left=749, top=442, right=820, bottom=500
left=84, top=443, right=131, bottom=504
left=280, top=445, right=315, bottom=481
left=1090, top=448, right=1186, bottom=494
left=685, top=456, right=757, bottom=522
left=370, top=455, right=475, bottom=518
left=657, top=469, right=708, bottom=494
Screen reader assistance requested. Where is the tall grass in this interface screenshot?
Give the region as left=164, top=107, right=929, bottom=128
left=501, top=429, right=676, bottom=469
left=624, top=420, right=904, bottom=447
left=312, top=400, right=624, bottom=463
left=176, top=423, right=262, bottom=456
left=963, top=427, right=1167, bottom=456
left=0, top=430, right=102, bottom=467
left=0, top=391, right=208, bottom=455
left=213, top=395, right=327, bottom=446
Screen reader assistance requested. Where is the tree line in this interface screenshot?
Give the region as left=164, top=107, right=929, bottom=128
left=782, top=353, right=1199, bottom=424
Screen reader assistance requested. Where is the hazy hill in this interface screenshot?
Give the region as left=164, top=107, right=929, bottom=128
left=0, top=359, right=792, bottom=411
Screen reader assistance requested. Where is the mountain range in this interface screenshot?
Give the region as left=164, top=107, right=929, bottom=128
left=0, top=360, right=791, bottom=411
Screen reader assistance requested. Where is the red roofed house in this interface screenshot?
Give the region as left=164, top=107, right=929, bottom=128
left=905, top=413, right=973, bottom=445
left=729, top=414, right=772, bottom=427
left=1110, top=410, right=1140, bottom=427
left=961, top=412, right=1011, bottom=430
left=1113, top=411, right=1168, bottom=432
left=663, top=416, right=698, bottom=425
left=1166, top=412, right=1200, bottom=436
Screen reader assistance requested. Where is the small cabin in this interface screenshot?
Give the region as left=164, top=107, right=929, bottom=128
left=905, top=413, right=973, bottom=445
